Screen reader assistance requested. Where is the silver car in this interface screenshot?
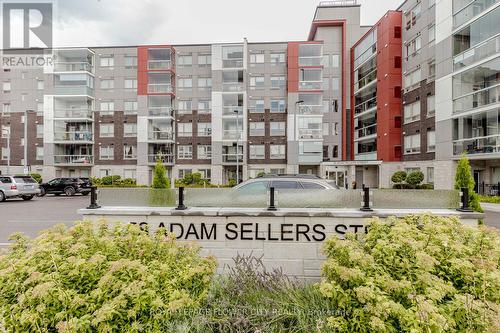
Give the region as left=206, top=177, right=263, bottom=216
left=232, top=175, right=339, bottom=193
left=0, top=175, right=41, bottom=202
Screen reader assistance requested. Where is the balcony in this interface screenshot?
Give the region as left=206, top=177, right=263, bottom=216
left=299, top=81, right=323, bottom=90
left=354, top=96, right=377, bottom=115
left=354, top=69, right=377, bottom=92
left=454, top=35, right=500, bottom=70
left=148, top=154, right=174, bottom=165
left=453, top=0, right=498, bottom=29
left=54, top=62, right=93, bottom=72
left=453, top=135, right=500, bottom=156
left=222, top=153, right=244, bottom=163
left=223, top=130, right=242, bottom=140
left=222, top=106, right=244, bottom=116
left=148, top=106, right=174, bottom=117
left=54, top=108, right=93, bottom=120
left=223, top=59, right=244, bottom=68
left=148, top=131, right=174, bottom=141
left=148, top=60, right=171, bottom=70
left=298, top=129, right=323, bottom=140
left=453, top=85, right=500, bottom=114
left=54, top=86, right=94, bottom=96
left=54, top=155, right=93, bottom=165
left=222, top=82, right=244, bottom=92
left=148, top=84, right=172, bottom=94
left=299, top=56, right=322, bottom=67
left=54, top=131, right=93, bottom=143
left=298, top=152, right=322, bottom=164
left=355, top=124, right=377, bottom=140
left=298, top=105, right=323, bottom=115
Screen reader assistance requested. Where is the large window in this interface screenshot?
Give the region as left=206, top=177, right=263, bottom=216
left=178, top=145, right=193, bottom=159
left=100, top=146, right=114, bottom=160
left=427, top=131, right=436, bottom=152
left=249, top=145, right=265, bottom=159
left=270, top=145, right=286, bottom=159
left=270, top=122, right=286, bottom=136
left=124, top=145, right=137, bottom=160
left=404, top=101, right=421, bottom=123
left=404, top=68, right=421, bottom=90
left=198, top=145, right=212, bottom=159
left=100, top=124, right=114, bottom=137
left=453, top=108, right=500, bottom=155
left=249, top=122, right=265, bottom=136
left=404, top=134, right=421, bottom=154
left=270, top=99, right=286, bottom=112
left=178, top=123, right=192, bottom=136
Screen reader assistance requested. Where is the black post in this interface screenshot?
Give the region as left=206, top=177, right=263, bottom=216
left=87, top=186, right=101, bottom=209
left=360, top=187, right=373, bottom=212
left=458, top=187, right=472, bottom=212
left=268, top=187, right=277, bottom=211
left=481, top=181, right=485, bottom=195
left=176, top=187, right=187, bottom=210
left=497, top=182, right=500, bottom=197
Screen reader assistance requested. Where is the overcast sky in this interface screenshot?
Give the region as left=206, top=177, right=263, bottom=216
left=54, top=0, right=402, bottom=47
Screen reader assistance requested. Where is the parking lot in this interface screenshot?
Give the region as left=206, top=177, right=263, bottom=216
left=0, top=195, right=499, bottom=246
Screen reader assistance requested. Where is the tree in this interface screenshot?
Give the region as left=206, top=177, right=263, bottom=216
left=152, top=157, right=170, bottom=189
left=406, top=171, right=424, bottom=189
left=391, top=171, right=407, bottom=189
left=455, top=154, right=482, bottom=212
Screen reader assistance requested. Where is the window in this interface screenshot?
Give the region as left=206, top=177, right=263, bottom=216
left=1, top=148, right=9, bottom=160
left=198, top=168, right=211, bottom=180
left=198, top=54, right=211, bottom=66
left=405, top=167, right=420, bottom=174
left=333, top=145, right=339, bottom=158
left=100, top=56, right=114, bottom=67
left=2, top=103, right=10, bottom=114
left=427, top=95, right=435, bottom=117
left=404, top=69, right=421, bottom=90
left=238, top=180, right=267, bottom=192
left=333, top=122, right=338, bottom=135
left=272, top=181, right=300, bottom=189
left=124, top=169, right=136, bottom=179
left=1, top=125, right=10, bottom=138
left=124, top=123, right=137, bottom=137
left=270, top=145, right=286, bottom=159
left=322, top=123, right=330, bottom=136
left=178, top=77, right=192, bottom=89
left=406, top=3, right=421, bottom=29
left=178, top=100, right=192, bottom=114
left=270, top=99, right=286, bottom=112
left=271, top=76, right=286, bottom=90
left=100, top=101, right=115, bottom=115
left=270, top=122, right=286, bottom=136
left=427, top=167, right=434, bottom=184
left=250, top=99, right=265, bottom=113
left=178, top=123, right=192, bottom=136
left=2, top=82, right=11, bottom=92
left=99, top=169, right=111, bottom=177
left=322, top=55, right=330, bottom=67
left=331, top=54, right=340, bottom=68
left=36, top=124, right=43, bottom=138
left=100, top=123, right=114, bottom=137
left=249, top=145, right=265, bottom=159
left=178, top=145, right=193, bottom=159
left=249, top=122, right=265, bottom=136
left=178, top=55, right=192, bottom=66
left=36, top=102, right=43, bottom=115
left=125, top=56, right=137, bottom=68
left=198, top=100, right=211, bottom=113
left=250, top=76, right=265, bottom=89
left=406, top=36, right=422, bottom=58
left=178, top=169, right=192, bottom=179
left=100, top=79, right=114, bottom=90
left=404, top=134, right=421, bottom=154
left=323, top=77, right=330, bottom=91
left=124, top=145, right=137, bottom=159
left=124, top=101, right=138, bottom=114
left=427, top=131, right=436, bottom=152
left=249, top=53, right=265, bottom=64
left=36, top=147, right=44, bottom=160
left=404, top=101, right=421, bottom=123
left=100, top=146, right=114, bottom=160
left=198, top=145, right=212, bottom=159
left=198, top=77, right=212, bottom=89
left=394, top=56, right=402, bottom=68
left=394, top=26, right=402, bottom=38
left=428, top=25, right=435, bottom=42
left=37, top=80, right=44, bottom=90
left=428, top=60, right=436, bottom=79
left=270, top=168, right=285, bottom=175
left=124, top=79, right=137, bottom=89
left=270, top=52, right=285, bottom=65
left=332, top=77, right=340, bottom=92
left=198, top=122, right=211, bottom=136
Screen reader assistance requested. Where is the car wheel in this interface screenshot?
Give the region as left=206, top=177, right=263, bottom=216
left=64, top=187, right=76, bottom=197
left=0, top=191, right=5, bottom=202
left=22, top=195, right=34, bottom=201
left=81, top=191, right=90, bottom=196
left=37, top=187, right=46, bottom=197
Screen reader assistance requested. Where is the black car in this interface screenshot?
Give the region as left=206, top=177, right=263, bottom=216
left=38, top=178, right=91, bottom=197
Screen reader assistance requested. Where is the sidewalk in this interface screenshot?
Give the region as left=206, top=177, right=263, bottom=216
left=482, top=203, right=500, bottom=212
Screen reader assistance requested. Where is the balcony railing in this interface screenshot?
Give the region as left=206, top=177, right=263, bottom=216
left=453, top=0, right=498, bottom=29
left=198, top=129, right=212, bottom=137
left=223, top=130, right=242, bottom=140
left=299, top=81, right=323, bottom=90
left=355, top=124, right=377, bottom=139
left=54, top=131, right=93, bottom=142
left=54, top=62, right=93, bottom=72
left=54, top=108, right=93, bottom=119
left=354, top=69, right=377, bottom=92
left=148, top=131, right=174, bottom=141
left=222, top=106, right=244, bottom=116
left=298, top=105, right=323, bottom=115
left=54, top=155, right=93, bottom=165
left=148, top=84, right=172, bottom=94
left=222, top=82, right=245, bottom=92
left=54, top=86, right=94, bottom=96
left=223, top=59, right=244, bottom=68
left=453, top=84, right=500, bottom=114
left=222, top=153, right=244, bottom=163
left=298, top=129, right=323, bottom=139
left=453, top=35, right=500, bottom=70
left=453, top=135, right=500, bottom=155
left=148, top=107, right=174, bottom=117
left=148, top=60, right=171, bottom=70
left=299, top=56, right=322, bottom=66
left=354, top=96, right=377, bottom=115
left=148, top=154, right=174, bottom=164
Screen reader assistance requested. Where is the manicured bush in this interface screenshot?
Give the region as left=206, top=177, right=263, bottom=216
left=391, top=171, right=407, bottom=189
left=0, top=221, right=216, bottom=332
left=227, top=179, right=237, bottom=187
left=417, top=183, right=434, bottom=190
left=90, top=176, right=140, bottom=188
left=406, top=170, right=424, bottom=188
left=152, top=158, right=170, bottom=189
left=319, top=215, right=500, bottom=332
left=455, top=154, right=483, bottom=212
left=100, top=175, right=121, bottom=186
left=479, top=195, right=500, bottom=204
left=30, top=173, right=42, bottom=184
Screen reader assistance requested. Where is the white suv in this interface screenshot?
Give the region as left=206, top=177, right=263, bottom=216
left=0, top=175, right=41, bottom=202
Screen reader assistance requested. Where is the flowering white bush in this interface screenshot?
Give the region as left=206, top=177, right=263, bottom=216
left=0, top=221, right=216, bottom=332
left=319, top=215, right=500, bottom=332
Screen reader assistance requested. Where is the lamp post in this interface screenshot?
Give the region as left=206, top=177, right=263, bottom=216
left=294, top=101, right=304, bottom=174
left=24, top=109, right=35, bottom=175
left=234, top=109, right=241, bottom=184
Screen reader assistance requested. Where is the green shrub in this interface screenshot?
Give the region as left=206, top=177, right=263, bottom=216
left=0, top=221, right=216, bottom=332
left=30, top=173, right=42, bottom=184
left=417, top=183, right=434, bottom=190
left=227, top=179, right=237, bottom=187
left=406, top=170, right=424, bottom=188
left=391, top=171, right=407, bottom=188
left=455, top=154, right=483, bottom=212
left=479, top=195, right=500, bottom=204
left=319, top=215, right=500, bottom=332
left=100, top=175, right=121, bottom=186
left=152, top=159, right=170, bottom=189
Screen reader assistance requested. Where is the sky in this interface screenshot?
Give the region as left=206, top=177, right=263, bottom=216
left=54, top=0, right=402, bottom=47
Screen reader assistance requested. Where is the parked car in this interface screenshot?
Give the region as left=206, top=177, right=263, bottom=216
left=0, top=175, right=41, bottom=202
left=38, top=177, right=91, bottom=197
left=232, top=174, right=340, bottom=194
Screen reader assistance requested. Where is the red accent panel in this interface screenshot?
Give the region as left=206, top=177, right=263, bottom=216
left=137, top=45, right=175, bottom=96
left=287, top=43, right=300, bottom=93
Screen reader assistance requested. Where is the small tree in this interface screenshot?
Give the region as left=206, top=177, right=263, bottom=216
left=455, top=154, right=482, bottom=212
left=391, top=171, right=407, bottom=189
left=406, top=171, right=424, bottom=189
left=152, top=158, right=170, bottom=189
left=30, top=173, right=42, bottom=184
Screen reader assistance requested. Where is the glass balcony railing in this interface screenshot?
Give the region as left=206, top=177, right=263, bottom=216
left=453, top=135, right=500, bottom=155
left=54, top=155, right=93, bottom=165
left=354, top=96, right=377, bottom=115
left=222, top=106, right=244, bottom=116
left=453, top=0, right=498, bottom=28
left=299, top=56, right=322, bottom=66
left=54, top=86, right=94, bottom=96
left=355, top=124, right=377, bottom=139
left=223, top=59, right=244, bottom=68
left=54, top=108, right=93, bottom=119
left=354, top=69, right=377, bottom=92
left=299, top=81, right=323, bottom=90
left=148, top=131, right=174, bottom=141
left=148, top=107, right=174, bottom=117
left=54, top=131, right=93, bottom=142
left=222, top=82, right=245, bottom=92
left=453, top=85, right=500, bottom=114
left=148, top=84, right=172, bottom=93
left=223, top=130, right=242, bottom=140
left=148, top=60, right=171, bottom=70
left=298, top=129, right=323, bottom=139
left=148, top=154, right=174, bottom=164
left=222, top=153, right=244, bottom=163
left=298, top=105, right=323, bottom=115
left=453, top=35, right=500, bottom=70
left=54, top=62, right=93, bottom=72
